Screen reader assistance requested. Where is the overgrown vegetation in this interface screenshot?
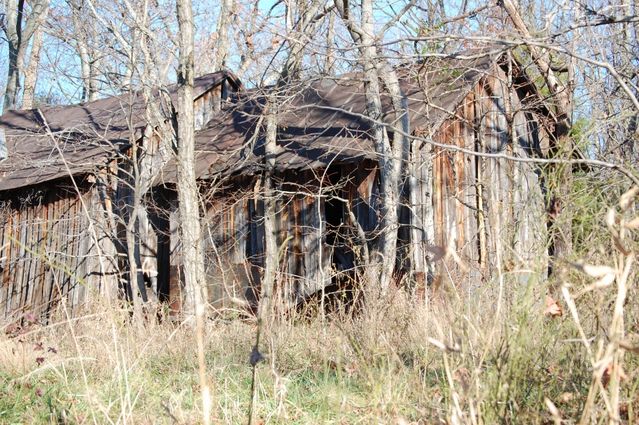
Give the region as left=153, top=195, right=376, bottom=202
left=0, top=287, right=635, bottom=423
left=2, top=173, right=639, bottom=424
left=2, top=0, right=639, bottom=422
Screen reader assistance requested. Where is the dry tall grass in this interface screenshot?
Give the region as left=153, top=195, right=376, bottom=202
left=1, top=280, right=636, bottom=423
left=1, top=184, right=638, bottom=424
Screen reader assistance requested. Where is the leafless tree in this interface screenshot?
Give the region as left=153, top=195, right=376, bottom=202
left=334, top=0, right=411, bottom=293
left=68, top=0, right=100, bottom=102
left=21, top=2, right=47, bottom=109
left=176, top=0, right=211, bottom=422
left=1, top=0, right=49, bottom=110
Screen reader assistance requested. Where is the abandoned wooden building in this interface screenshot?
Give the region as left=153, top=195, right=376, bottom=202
left=0, top=48, right=553, bottom=320
left=0, top=71, right=242, bottom=320
left=156, top=49, right=552, bottom=309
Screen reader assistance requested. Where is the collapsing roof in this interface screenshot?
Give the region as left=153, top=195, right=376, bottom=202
left=0, top=47, right=537, bottom=192
left=0, top=71, right=241, bottom=192
left=157, top=49, right=506, bottom=184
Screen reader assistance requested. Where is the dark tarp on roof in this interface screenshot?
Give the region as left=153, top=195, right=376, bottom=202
left=0, top=71, right=241, bottom=192
left=157, top=49, right=499, bottom=184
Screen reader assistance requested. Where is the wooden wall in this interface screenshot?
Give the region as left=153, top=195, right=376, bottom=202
left=0, top=82, right=233, bottom=320
left=194, top=86, right=223, bottom=130
left=173, top=161, right=388, bottom=310
left=195, top=171, right=337, bottom=309
left=0, top=179, right=119, bottom=321
left=166, top=75, right=550, bottom=306
left=418, top=69, right=548, bottom=288
left=0, top=72, right=551, bottom=320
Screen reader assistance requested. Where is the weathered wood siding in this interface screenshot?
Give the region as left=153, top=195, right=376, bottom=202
left=197, top=171, right=335, bottom=308
left=194, top=86, right=223, bottom=130
left=421, top=70, right=548, bottom=287
left=0, top=79, right=236, bottom=320
left=138, top=66, right=551, bottom=309
left=0, top=180, right=119, bottom=320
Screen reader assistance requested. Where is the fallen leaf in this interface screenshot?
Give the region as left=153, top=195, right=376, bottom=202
left=427, top=337, right=461, bottom=352
left=544, top=397, right=562, bottom=424
left=607, top=208, right=616, bottom=228
left=593, top=273, right=616, bottom=288
left=602, top=362, right=628, bottom=388
left=577, top=272, right=617, bottom=297
left=544, top=296, right=563, bottom=317
left=558, top=392, right=574, bottom=403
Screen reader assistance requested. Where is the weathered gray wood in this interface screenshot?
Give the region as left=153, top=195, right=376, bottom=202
left=233, top=199, right=248, bottom=264
left=16, top=206, right=28, bottom=313
left=5, top=212, right=17, bottom=315
left=301, top=194, right=326, bottom=298
left=31, top=197, right=45, bottom=312
left=0, top=181, right=124, bottom=320
left=39, top=194, right=53, bottom=313
left=0, top=205, right=10, bottom=316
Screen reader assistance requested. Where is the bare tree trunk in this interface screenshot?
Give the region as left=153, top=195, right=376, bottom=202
left=324, top=11, right=336, bottom=75
left=258, top=105, right=278, bottom=327
left=70, top=0, right=98, bottom=102
left=278, top=0, right=327, bottom=85
left=22, top=12, right=47, bottom=109
left=211, top=0, right=234, bottom=72
left=176, top=0, right=206, bottom=329
left=252, top=0, right=318, bottom=327
left=125, top=193, right=147, bottom=306
left=176, top=0, right=211, bottom=423
left=334, top=0, right=405, bottom=293
left=2, top=0, right=49, bottom=110
left=124, top=138, right=155, bottom=308
left=4, top=44, right=23, bottom=110
left=255, top=0, right=329, bottom=311
left=378, top=66, right=411, bottom=289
